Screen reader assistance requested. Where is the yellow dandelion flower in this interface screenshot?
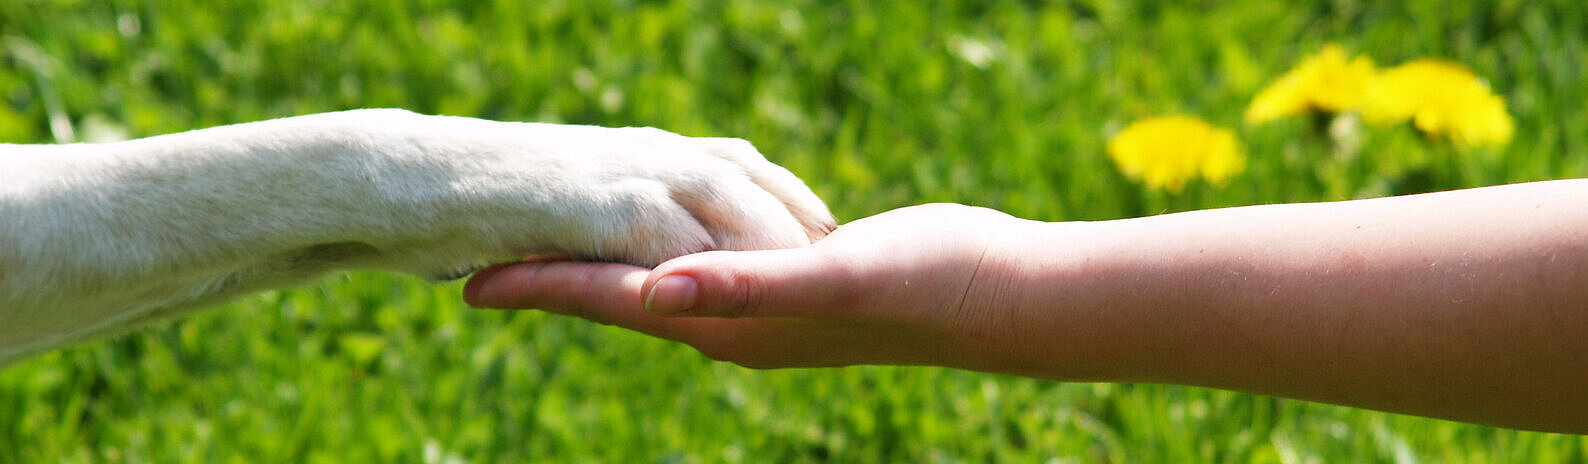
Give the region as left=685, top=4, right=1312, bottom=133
left=1108, top=116, right=1245, bottom=192
left=1361, top=59, right=1514, bottom=147
left=1245, top=44, right=1377, bottom=125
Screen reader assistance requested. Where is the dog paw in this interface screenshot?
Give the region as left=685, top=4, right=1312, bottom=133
left=405, top=120, right=837, bottom=270
left=538, top=129, right=836, bottom=267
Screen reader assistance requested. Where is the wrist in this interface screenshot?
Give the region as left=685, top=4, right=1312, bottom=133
left=942, top=216, right=1083, bottom=377
left=967, top=217, right=1190, bottom=383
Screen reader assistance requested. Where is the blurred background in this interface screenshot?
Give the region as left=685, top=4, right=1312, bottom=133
left=2, top=0, right=1585, bottom=461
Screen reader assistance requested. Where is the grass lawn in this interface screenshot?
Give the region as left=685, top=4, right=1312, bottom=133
left=3, top=0, right=1586, bottom=461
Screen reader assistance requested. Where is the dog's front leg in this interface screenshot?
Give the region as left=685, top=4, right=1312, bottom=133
left=0, top=109, right=834, bottom=365
left=0, top=111, right=447, bottom=362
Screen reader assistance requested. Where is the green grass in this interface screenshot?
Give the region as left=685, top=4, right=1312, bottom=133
left=4, top=0, right=1587, bottom=461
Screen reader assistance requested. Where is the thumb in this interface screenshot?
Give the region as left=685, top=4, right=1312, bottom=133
left=642, top=247, right=859, bottom=318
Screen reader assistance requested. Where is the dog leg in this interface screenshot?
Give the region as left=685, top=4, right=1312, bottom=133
left=0, top=109, right=834, bottom=365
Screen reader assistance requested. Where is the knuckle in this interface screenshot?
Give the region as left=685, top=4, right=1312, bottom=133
left=693, top=343, right=736, bottom=363
left=692, top=339, right=778, bottom=369
left=620, top=126, right=679, bottom=141
left=702, top=137, right=764, bottom=162
left=730, top=359, right=779, bottom=370
left=714, top=268, right=768, bottom=318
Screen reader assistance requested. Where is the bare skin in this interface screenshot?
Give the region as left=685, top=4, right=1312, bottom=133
left=464, top=179, right=1588, bottom=434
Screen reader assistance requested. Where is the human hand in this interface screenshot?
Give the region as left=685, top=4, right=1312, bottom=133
left=464, top=181, right=1588, bottom=433
left=462, top=203, right=1037, bottom=370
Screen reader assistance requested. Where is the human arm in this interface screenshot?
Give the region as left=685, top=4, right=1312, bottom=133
left=464, top=179, right=1588, bottom=433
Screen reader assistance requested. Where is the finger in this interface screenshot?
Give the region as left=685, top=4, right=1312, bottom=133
left=464, top=260, right=647, bottom=312
left=641, top=247, right=865, bottom=318
left=460, top=261, right=516, bottom=306
left=462, top=260, right=731, bottom=343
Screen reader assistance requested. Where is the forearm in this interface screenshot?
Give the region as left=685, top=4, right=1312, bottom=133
left=0, top=110, right=460, bottom=361
left=2, top=113, right=410, bottom=286
left=995, top=180, right=1588, bottom=432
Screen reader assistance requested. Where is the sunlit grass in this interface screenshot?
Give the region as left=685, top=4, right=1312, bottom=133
left=3, top=1, right=1586, bottom=461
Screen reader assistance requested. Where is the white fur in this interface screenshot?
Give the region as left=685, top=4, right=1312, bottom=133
left=0, top=109, right=834, bottom=365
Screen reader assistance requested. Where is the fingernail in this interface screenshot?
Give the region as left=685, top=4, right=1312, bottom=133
left=645, top=275, right=699, bottom=315
left=461, top=272, right=496, bottom=308
left=463, top=273, right=510, bottom=309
